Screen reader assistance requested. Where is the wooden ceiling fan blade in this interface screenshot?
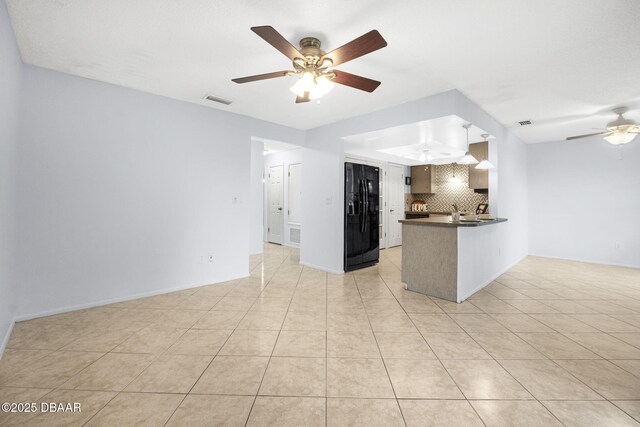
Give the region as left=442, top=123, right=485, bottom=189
left=251, top=26, right=303, bottom=60
left=295, top=92, right=310, bottom=103
left=566, top=131, right=611, bottom=140
left=322, top=30, right=387, bottom=67
left=332, top=70, right=381, bottom=93
left=232, top=71, right=292, bottom=84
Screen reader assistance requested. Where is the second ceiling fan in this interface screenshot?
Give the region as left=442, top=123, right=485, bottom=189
left=232, top=26, right=387, bottom=103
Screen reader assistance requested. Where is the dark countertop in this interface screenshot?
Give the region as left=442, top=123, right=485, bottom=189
left=405, top=211, right=470, bottom=216
left=400, top=216, right=508, bottom=227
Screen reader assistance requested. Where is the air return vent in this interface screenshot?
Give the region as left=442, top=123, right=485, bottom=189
left=203, top=95, right=232, bottom=105
left=517, top=120, right=532, bottom=126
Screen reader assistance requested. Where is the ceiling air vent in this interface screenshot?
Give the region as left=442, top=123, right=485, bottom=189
left=517, top=120, right=532, bottom=126
left=203, top=95, right=232, bottom=105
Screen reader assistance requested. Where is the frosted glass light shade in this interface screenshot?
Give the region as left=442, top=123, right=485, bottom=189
left=604, top=130, right=637, bottom=145
left=457, top=152, right=478, bottom=165
left=475, top=159, right=495, bottom=169
left=290, top=73, right=334, bottom=99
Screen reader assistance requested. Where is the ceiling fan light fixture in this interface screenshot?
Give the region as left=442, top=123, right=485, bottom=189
left=289, top=72, right=335, bottom=100
left=290, top=72, right=314, bottom=97
left=603, top=128, right=637, bottom=145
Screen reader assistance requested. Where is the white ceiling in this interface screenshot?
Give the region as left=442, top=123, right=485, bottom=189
left=6, top=0, right=640, bottom=143
left=343, top=115, right=491, bottom=166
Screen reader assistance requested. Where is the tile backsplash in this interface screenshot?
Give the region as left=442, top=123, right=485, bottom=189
left=405, top=163, right=488, bottom=213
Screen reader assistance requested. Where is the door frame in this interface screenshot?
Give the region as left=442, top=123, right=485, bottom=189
left=266, top=164, right=284, bottom=244
left=387, top=163, right=404, bottom=248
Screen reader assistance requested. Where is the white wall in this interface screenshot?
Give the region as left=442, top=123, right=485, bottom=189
left=453, top=91, right=529, bottom=271
left=528, top=138, right=640, bottom=267
left=263, top=149, right=304, bottom=248
left=249, top=140, right=264, bottom=255
left=0, top=0, right=22, bottom=354
left=15, top=65, right=304, bottom=319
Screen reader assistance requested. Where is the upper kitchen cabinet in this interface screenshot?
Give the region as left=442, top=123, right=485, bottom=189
left=411, top=165, right=436, bottom=194
left=468, top=141, right=488, bottom=190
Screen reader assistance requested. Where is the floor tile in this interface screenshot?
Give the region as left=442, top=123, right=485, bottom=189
left=166, top=395, right=254, bottom=426
left=556, top=359, right=640, bottom=399
left=375, top=332, right=435, bottom=359
left=249, top=297, right=291, bottom=312
left=191, top=355, right=269, bottom=395
left=85, top=392, right=183, bottom=426
left=516, top=332, right=600, bottom=359
left=506, top=299, right=560, bottom=314
left=469, top=332, right=545, bottom=359
left=443, top=359, right=532, bottom=399
left=112, top=326, right=186, bottom=354
left=564, top=333, right=640, bottom=359
left=499, top=359, right=602, bottom=400
left=530, top=314, right=601, bottom=333
left=246, top=396, right=325, bottom=427
left=572, top=314, right=640, bottom=333
left=1, top=351, right=103, bottom=388
left=191, top=310, right=245, bottom=330
left=449, top=314, right=509, bottom=333
left=273, top=330, right=326, bottom=357
left=327, top=311, right=371, bottom=331
left=490, top=313, right=554, bottom=332
left=166, top=329, right=231, bottom=355
left=62, top=353, right=155, bottom=391
left=368, top=312, right=417, bottom=332
left=259, top=357, right=326, bottom=397
left=218, top=330, right=278, bottom=356
left=471, top=400, right=562, bottom=426
left=327, top=358, right=394, bottom=398
left=471, top=299, right=522, bottom=314
left=422, top=333, right=492, bottom=360
left=124, top=354, right=211, bottom=393
left=212, top=296, right=256, bottom=311
left=399, top=399, right=483, bottom=427
left=408, top=314, right=463, bottom=333
left=23, top=390, right=116, bottom=427
left=236, top=310, right=286, bottom=330
left=613, top=400, right=640, bottom=422
left=327, top=330, right=380, bottom=358
left=327, top=398, right=404, bottom=427
left=543, top=400, right=638, bottom=427
left=385, top=359, right=463, bottom=399
left=282, top=311, right=326, bottom=331
left=613, top=360, right=640, bottom=377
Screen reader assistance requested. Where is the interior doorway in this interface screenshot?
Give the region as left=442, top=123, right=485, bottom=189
left=267, top=164, right=284, bottom=244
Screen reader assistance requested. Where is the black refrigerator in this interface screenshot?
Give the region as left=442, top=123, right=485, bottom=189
left=344, top=162, right=380, bottom=272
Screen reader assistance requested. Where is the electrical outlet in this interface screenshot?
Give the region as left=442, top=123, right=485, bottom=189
left=614, top=242, right=621, bottom=250
left=498, top=247, right=501, bottom=256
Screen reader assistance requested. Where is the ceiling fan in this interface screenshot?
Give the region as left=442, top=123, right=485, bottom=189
left=232, top=26, right=387, bottom=103
left=566, top=107, right=640, bottom=145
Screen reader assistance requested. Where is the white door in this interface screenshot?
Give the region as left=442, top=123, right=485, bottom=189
left=267, top=165, right=284, bottom=244
left=388, top=164, right=404, bottom=247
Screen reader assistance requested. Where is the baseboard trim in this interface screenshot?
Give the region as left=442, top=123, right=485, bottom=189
left=458, top=254, right=529, bottom=302
left=299, top=261, right=344, bottom=275
left=0, top=320, right=15, bottom=359
left=14, top=272, right=249, bottom=323
left=527, top=253, right=640, bottom=270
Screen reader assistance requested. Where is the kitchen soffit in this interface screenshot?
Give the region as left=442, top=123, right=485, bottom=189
left=342, top=115, right=492, bottom=166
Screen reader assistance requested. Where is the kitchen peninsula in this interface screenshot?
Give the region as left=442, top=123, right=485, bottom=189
left=400, top=216, right=507, bottom=302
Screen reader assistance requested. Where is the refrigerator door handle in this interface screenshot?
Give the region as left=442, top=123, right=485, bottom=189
left=360, top=179, right=366, bottom=233
left=363, top=179, right=369, bottom=233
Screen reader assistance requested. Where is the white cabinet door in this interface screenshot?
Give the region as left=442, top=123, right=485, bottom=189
left=388, top=164, right=404, bottom=247
left=267, top=165, right=284, bottom=244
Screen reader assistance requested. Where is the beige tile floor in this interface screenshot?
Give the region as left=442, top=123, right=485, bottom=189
left=1, top=244, right=640, bottom=426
